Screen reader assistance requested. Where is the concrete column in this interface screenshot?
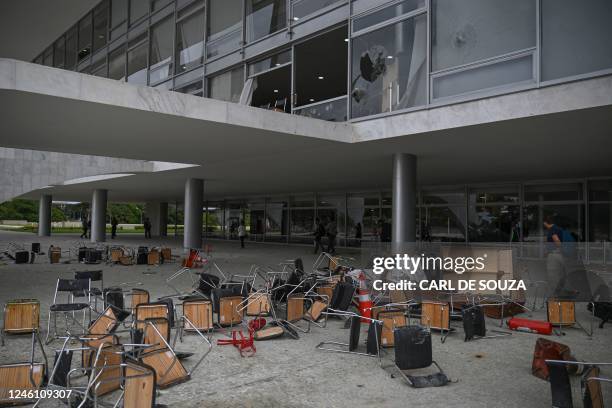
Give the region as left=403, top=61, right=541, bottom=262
left=91, top=189, right=108, bottom=243
left=38, top=194, right=52, bottom=237
left=146, top=202, right=169, bottom=237
left=184, top=179, right=204, bottom=250
left=392, top=153, right=417, bottom=243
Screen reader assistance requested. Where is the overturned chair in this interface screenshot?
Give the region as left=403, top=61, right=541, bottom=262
left=0, top=330, right=47, bottom=406
left=545, top=359, right=611, bottom=408
left=316, top=310, right=383, bottom=365
left=393, top=325, right=450, bottom=388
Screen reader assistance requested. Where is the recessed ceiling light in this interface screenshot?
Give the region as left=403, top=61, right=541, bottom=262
left=309, top=98, right=315, bottom=102
left=317, top=76, right=324, bottom=80
left=275, top=63, right=281, bottom=66
left=293, top=17, right=299, bottom=21
left=387, top=55, right=394, bottom=59
left=344, top=38, right=349, bottom=42
left=273, top=89, right=279, bottom=93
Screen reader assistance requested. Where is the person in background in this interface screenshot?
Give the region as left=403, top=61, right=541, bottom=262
left=87, top=219, right=91, bottom=239
left=313, top=217, right=325, bottom=254
left=543, top=215, right=569, bottom=296
left=238, top=221, right=246, bottom=248
left=111, top=216, right=118, bottom=239
left=326, top=215, right=338, bottom=254
left=144, top=217, right=152, bottom=239
left=355, top=222, right=362, bottom=247
left=80, top=215, right=88, bottom=239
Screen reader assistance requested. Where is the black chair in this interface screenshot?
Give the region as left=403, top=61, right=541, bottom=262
left=316, top=312, right=383, bottom=365
left=462, top=304, right=511, bottom=342
left=393, top=325, right=449, bottom=388
left=45, top=278, right=91, bottom=344
left=545, top=360, right=612, bottom=408
left=74, top=270, right=104, bottom=311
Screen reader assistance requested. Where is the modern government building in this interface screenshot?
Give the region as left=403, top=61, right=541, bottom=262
left=1, top=0, right=612, bottom=260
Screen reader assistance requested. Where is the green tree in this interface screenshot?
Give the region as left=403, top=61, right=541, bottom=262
left=0, top=199, right=38, bottom=221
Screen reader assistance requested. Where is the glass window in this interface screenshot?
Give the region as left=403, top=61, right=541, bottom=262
left=265, top=200, right=289, bottom=242
left=250, top=64, right=291, bottom=112
left=108, top=46, right=126, bottom=80
left=66, top=27, right=78, bottom=69
left=53, top=37, right=65, bottom=68
left=248, top=50, right=291, bottom=76
left=91, top=58, right=108, bottom=77
left=93, top=1, right=109, bottom=53
left=292, top=0, right=342, bottom=21
left=290, top=209, right=315, bottom=244
left=208, top=66, right=244, bottom=103
left=523, top=204, right=584, bottom=242
left=351, top=14, right=427, bottom=118
left=524, top=183, right=583, bottom=202
left=421, top=206, right=466, bottom=242
left=469, top=185, right=519, bottom=205
left=111, top=0, right=128, bottom=28
left=127, top=40, right=148, bottom=84
left=174, top=80, right=203, bottom=95
left=294, top=97, right=348, bottom=122
left=246, top=0, right=287, bottom=43
left=541, top=0, right=612, bottom=81
left=432, top=54, right=534, bottom=100
left=589, top=180, right=612, bottom=202
left=150, top=16, right=174, bottom=83
left=291, top=194, right=314, bottom=207
left=423, top=188, right=465, bottom=205
left=78, top=13, right=93, bottom=61
left=207, top=0, right=242, bottom=58
left=130, top=0, right=149, bottom=24
left=175, top=9, right=205, bottom=73
left=294, top=26, right=347, bottom=107
left=152, top=0, right=173, bottom=11
left=589, top=204, right=612, bottom=242
left=206, top=202, right=225, bottom=238
left=468, top=205, right=520, bottom=242
left=353, top=0, right=425, bottom=32
left=43, top=47, right=53, bottom=67
left=431, top=0, right=536, bottom=72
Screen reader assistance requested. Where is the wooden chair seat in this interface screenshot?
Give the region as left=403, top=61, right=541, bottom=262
left=0, top=362, right=45, bottom=405
left=182, top=299, right=213, bottom=331
left=421, top=301, right=450, bottom=330
left=140, top=349, right=189, bottom=389
left=3, top=299, right=40, bottom=334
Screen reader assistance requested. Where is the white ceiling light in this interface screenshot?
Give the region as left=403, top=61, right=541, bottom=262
left=317, top=76, right=324, bottom=80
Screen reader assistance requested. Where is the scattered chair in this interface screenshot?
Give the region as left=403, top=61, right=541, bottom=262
left=45, top=278, right=92, bottom=344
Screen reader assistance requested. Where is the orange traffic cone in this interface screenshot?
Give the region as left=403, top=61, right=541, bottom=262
left=358, top=288, right=373, bottom=323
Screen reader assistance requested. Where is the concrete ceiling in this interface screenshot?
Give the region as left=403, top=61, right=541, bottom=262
left=1, top=60, right=611, bottom=203
left=0, top=1, right=99, bottom=61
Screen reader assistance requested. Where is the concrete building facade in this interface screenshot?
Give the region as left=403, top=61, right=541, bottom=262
left=0, top=0, right=611, bottom=258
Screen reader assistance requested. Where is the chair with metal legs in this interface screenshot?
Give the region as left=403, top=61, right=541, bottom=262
left=73, top=270, right=104, bottom=312
left=545, top=360, right=612, bottom=408
left=316, top=310, right=383, bottom=366
left=0, top=330, right=48, bottom=406
left=45, top=278, right=92, bottom=344
left=461, top=304, right=512, bottom=342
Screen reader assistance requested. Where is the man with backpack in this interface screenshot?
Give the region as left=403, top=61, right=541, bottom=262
left=543, top=216, right=577, bottom=297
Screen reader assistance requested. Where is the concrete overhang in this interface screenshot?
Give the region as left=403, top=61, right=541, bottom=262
left=1, top=59, right=612, bottom=202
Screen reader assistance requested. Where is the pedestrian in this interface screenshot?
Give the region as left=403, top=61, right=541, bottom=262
left=87, top=219, right=91, bottom=239
left=144, top=217, right=152, bottom=239
left=355, top=222, right=362, bottom=247
left=313, top=217, right=325, bottom=254
left=80, top=216, right=88, bottom=238
left=326, top=216, right=338, bottom=254
left=543, top=215, right=573, bottom=296
left=238, top=221, right=246, bottom=248
left=111, top=216, right=118, bottom=239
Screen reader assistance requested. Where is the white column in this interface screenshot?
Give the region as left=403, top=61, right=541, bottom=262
left=38, top=194, right=52, bottom=237
left=91, top=189, right=108, bottom=243
left=392, top=153, right=417, bottom=243
left=146, top=202, right=169, bottom=237
left=184, top=179, right=203, bottom=250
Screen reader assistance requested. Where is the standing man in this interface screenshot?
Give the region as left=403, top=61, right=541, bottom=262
left=111, top=216, right=118, bottom=239
left=313, top=217, right=325, bottom=254
left=80, top=215, right=88, bottom=239
left=543, top=215, right=566, bottom=296
left=238, top=221, right=246, bottom=248
left=143, top=217, right=152, bottom=239
left=326, top=215, right=338, bottom=254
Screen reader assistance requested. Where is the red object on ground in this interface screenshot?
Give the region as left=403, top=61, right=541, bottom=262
left=507, top=317, right=553, bottom=335
left=357, top=289, right=373, bottom=323
left=248, top=317, right=267, bottom=331
left=217, top=330, right=256, bottom=357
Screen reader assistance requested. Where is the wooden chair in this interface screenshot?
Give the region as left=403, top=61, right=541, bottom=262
left=135, top=303, right=169, bottom=331
left=123, top=361, right=156, bottom=408
left=182, top=298, right=213, bottom=332
left=378, top=310, right=408, bottom=348
left=216, top=296, right=243, bottom=327
left=2, top=299, right=40, bottom=346
left=420, top=301, right=451, bottom=343
left=129, top=289, right=150, bottom=315
left=0, top=331, right=47, bottom=406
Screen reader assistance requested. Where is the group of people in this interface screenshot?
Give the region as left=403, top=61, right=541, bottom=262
left=80, top=215, right=152, bottom=239
left=313, top=216, right=338, bottom=254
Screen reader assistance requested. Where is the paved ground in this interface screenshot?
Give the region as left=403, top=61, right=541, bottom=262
left=0, top=231, right=610, bottom=407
